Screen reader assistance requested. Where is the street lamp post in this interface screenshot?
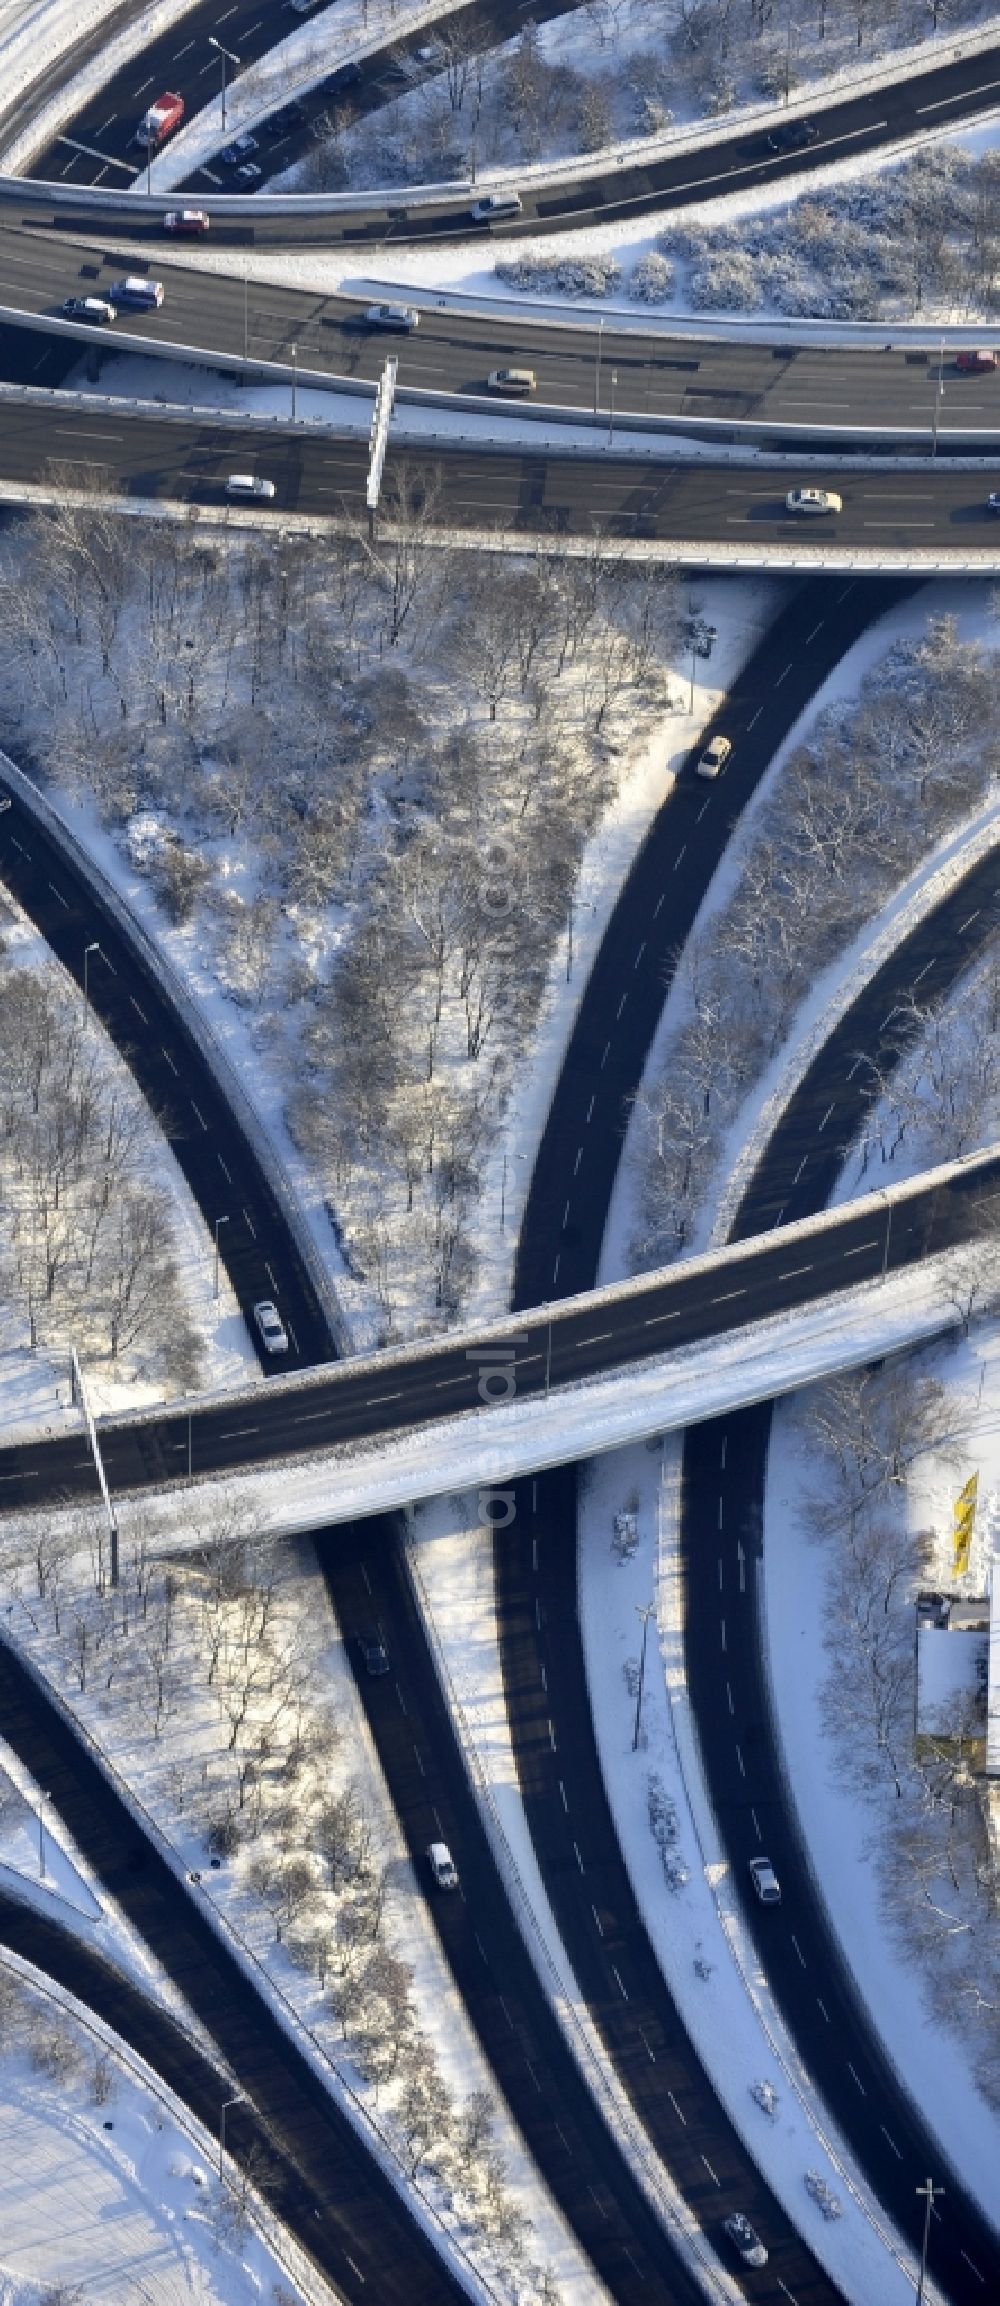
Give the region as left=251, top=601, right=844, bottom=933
left=291, top=342, right=298, bottom=423
left=214, top=1214, right=230, bottom=1300
left=633, top=1602, right=656, bottom=1751
left=37, top=1791, right=50, bottom=1879
left=219, top=2094, right=247, bottom=2180
left=931, top=336, right=945, bottom=456
left=207, top=35, right=240, bottom=133
left=83, top=939, right=101, bottom=1010
left=608, top=368, right=618, bottom=446
left=915, top=2178, right=944, bottom=2306
left=593, top=316, right=604, bottom=419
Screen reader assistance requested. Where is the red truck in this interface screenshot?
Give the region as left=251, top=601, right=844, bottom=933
left=135, top=91, right=185, bottom=149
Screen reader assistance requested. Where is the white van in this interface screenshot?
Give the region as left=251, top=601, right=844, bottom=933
left=426, top=1841, right=459, bottom=1891
left=111, top=276, right=164, bottom=310
left=225, top=474, right=276, bottom=501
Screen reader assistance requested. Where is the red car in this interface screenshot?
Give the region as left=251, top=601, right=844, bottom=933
left=135, top=91, right=184, bottom=149
left=163, top=208, right=209, bottom=236
left=956, top=348, right=997, bottom=372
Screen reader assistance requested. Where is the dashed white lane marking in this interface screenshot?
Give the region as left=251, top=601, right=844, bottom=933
left=701, top=2156, right=720, bottom=2185
left=847, top=2062, right=866, bottom=2094
left=818, top=1102, right=835, bottom=1130
left=161, top=1047, right=178, bottom=1075
left=881, top=2126, right=903, bottom=2159
left=790, top=1933, right=807, bottom=1968
left=667, top=2089, right=686, bottom=2124
left=817, top=1997, right=831, bottom=2022
left=573, top=1841, right=585, bottom=1873
left=573, top=1145, right=583, bottom=1174
left=611, top=1964, right=628, bottom=1999
left=559, top=1779, right=568, bottom=1811
left=644, top=1307, right=681, bottom=1325
left=365, top=1391, right=402, bottom=1407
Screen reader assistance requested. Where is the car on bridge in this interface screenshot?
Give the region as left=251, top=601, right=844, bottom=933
left=786, top=486, right=842, bottom=515
left=365, top=302, right=419, bottom=332
left=163, top=209, right=209, bottom=236
left=357, top=1627, right=390, bottom=1677
left=61, top=296, right=116, bottom=323
left=486, top=368, right=536, bottom=396
left=956, top=347, right=997, bottom=371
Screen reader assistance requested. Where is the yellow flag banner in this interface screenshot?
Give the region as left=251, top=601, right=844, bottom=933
left=952, top=1473, right=979, bottom=1577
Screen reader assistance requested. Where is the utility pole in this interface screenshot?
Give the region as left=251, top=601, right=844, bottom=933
left=633, top=1601, right=656, bottom=1750
left=593, top=316, right=604, bottom=419
left=915, top=2178, right=944, bottom=2306
left=931, top=337, right=945, bottom=457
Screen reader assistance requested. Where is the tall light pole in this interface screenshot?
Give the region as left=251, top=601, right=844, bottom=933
left=633, top=1601, right=656, bottom=1751
left=214, top=1214, right=229, bottom=1299
left=291, top=342, right=298, bottom=423
left=593, top=315, right=604, bottom=419
left=608, top=368, right=618, bottom=446
left=219, top=2094, right=247, bottom=2180
left=915, top=2178, right=944, bottom=2306
left=83, top=939, right=101, bottom=1010
left=207, top=35, right=240, bottom=133
left=931, top=336, right=945, bottom=457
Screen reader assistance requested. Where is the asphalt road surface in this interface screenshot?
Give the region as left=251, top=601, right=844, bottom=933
left=18, top=2, right=1000, bottom=245
left=0, top=1637, right=468, bottom=2305
left=485, top=569, right=1000, bottom=2301
left=682, top=930, right=1000, bottom=2299
left=7, top=224, right=1000, bottom=447
left=2, top=389, right=1000, bottom=549
left=0, top=760, right=333, bottom=1377
left=22, top=0, right=579, bottom=194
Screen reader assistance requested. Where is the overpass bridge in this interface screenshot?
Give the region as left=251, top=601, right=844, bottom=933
left=4, top=1149, right=996, bottom=1539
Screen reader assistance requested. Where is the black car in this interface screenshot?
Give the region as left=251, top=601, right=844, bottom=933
left=265, top=100, right=306, bottom=133
left=325, top=62, right=363, bottom=93
left=357, top=1627, right=389, bottom=1677
left=766, top=117, right=819, bottom=153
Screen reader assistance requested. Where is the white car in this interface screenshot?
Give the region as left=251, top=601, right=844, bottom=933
left=163, top=208, right=209, bottom=236
left=785, top=486, right=843, bottom=516
left=486, top=368, right=536, bottom=395
left=470, top=192, right=522, bottom=221
left=365, top=302, right=419, bottom=332
left=62, top=296, right=116, bottom=323
left=748, top=1855, right=781, bottom=1905
left=724, top=2213, right=768, bottom=2269
left=426, top=1840, right=459, bottom=1890
left=696, top=734, right=731, bottom=780
left=253, top=1299, right=289, bottom=1353
left=225, top=474, right=276, bottom=501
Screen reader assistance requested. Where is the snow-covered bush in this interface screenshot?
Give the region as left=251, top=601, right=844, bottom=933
left=688, top=249, right=763, bottom=311
left=629, top=250, right=674, bottom=303
left=497, top=251, right=623, bottom=298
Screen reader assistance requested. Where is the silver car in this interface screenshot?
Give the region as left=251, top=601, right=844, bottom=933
left=253, top=1299, right=288, bottom=1353
left=365, top=302, right=419, bottom=332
